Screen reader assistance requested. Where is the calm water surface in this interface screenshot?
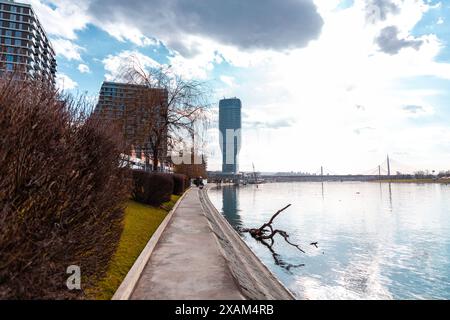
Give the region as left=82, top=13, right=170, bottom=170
left=208, top=182, right=450, bottom=300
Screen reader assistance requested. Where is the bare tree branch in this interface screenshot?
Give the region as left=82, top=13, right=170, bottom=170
left=111, top=56, right=211, bottom=171
left=240, top=204, right=319, bottom=266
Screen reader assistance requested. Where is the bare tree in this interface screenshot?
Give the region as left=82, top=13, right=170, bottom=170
left=118, top=56, right=210, bottom=172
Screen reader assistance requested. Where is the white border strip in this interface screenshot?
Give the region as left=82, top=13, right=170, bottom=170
left=112, top=190, right=190, bottom=300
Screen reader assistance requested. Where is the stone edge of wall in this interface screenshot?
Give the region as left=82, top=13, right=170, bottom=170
left=112, top=190, right=189, bottom=300
left=200, top=186, right=296, bottom=300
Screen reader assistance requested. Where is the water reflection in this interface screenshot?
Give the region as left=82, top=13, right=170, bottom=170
left=222, top=186, right=243, bottom=230
left=388, top=183, right=393, bottom=211
left=377, top=182, right=394, bottom=211
left=321, top=182, right=325, bottom=200
left=259, top=239, right=305, bottom=274
left=259, top=238, right=306, bottom=274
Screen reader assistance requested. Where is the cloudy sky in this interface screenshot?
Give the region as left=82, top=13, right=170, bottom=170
left=28, top=0, right=450, bottom=173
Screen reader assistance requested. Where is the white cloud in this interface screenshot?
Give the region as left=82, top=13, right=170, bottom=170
left=91, top=20, right=159, bottom=47
left=102, top=50, right=161, bottom=81
left=77, top=63, right=91, bottom=74
left=401, top=104, right=434, bottom=117
left=56, top=73, right=78, bottom=91
left=220, top=76, right=235, bottom=87
left=52, top=38, right=85, bottom=61
left=25, top=0, right=90, bottom=39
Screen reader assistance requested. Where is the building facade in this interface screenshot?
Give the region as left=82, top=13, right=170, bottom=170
left=95, top=81, right=170, bottom=171
left=219, top=98, right=242, bottom=174
left=0, top=0, right=56, bottom=83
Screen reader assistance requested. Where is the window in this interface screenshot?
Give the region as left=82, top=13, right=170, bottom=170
left=6, top=63, right=14, bottom=71
left=6, top=55, right=14, bottom=62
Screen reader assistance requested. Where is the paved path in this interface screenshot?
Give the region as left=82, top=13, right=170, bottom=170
left=131, top=188, right=244, bottom=300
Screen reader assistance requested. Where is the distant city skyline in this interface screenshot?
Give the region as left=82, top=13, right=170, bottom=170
left=21, top=0, right=450, bottom=173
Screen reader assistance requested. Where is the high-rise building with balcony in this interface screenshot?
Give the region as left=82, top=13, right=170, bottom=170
left=219, top=98, right=242, bottom=174
left=0, top=0, right=57, bottom=83
left=95, top=81, right=169, bottom=171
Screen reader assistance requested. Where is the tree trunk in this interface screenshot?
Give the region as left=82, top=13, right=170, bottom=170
left=145, top=154, right=151, bottom=172
left=152, top=150, right=159, bottom=172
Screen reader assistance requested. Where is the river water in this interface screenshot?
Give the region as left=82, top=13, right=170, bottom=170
left=208, top=182, right=450, bottom=300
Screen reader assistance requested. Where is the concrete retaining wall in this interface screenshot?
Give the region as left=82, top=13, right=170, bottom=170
left=200, top=187, right=295, bottom=300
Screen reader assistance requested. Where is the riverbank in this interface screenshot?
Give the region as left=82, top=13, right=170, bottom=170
left=200, top=187, right=295, bottom=300
left=374, top=179, right=450, bottom=184
left=113, top=187, right=294, bottom=300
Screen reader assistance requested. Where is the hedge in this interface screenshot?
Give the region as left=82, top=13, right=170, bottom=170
left=131, top=170, right=174, bottom=206
left=173, top=174, right=189, bottom=195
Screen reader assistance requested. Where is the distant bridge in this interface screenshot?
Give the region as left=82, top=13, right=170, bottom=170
left=208, top=155, right=428, bottom=183
left=261, top=175, right=383, bottom=182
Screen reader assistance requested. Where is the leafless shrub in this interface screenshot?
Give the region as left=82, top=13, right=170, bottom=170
left=0, top=75, right=131, bottom=299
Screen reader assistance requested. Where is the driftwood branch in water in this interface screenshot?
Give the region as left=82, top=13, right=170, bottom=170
left=241, top=204, right=306, bottom=254
left=259, top=204, right=292, bottom=231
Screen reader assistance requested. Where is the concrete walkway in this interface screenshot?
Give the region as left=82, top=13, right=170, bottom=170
left=130, top=188, right=244, bottom=300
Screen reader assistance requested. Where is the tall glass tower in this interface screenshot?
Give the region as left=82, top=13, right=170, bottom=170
left=219, top=98, right=242, bottom=174
left=0, top=0, right=57, bottom=83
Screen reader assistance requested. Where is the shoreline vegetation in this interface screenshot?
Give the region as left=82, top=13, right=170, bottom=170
left=0, top=77, right=131, bottom=299
left=88, top=196, right=180, bottom=300
left=373, top=179, right=450, bottom=184
left=0, top=75, right=192, bottom=299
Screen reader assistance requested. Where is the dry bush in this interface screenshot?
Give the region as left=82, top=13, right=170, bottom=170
left=173, top=156, right=208, bottom=180
left=0, top=76, right=131, bottom=299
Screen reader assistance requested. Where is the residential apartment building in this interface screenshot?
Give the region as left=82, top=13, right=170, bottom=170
left=95, top=81, right=170, bottom=171
left=0, top=0, right=57, bottom=83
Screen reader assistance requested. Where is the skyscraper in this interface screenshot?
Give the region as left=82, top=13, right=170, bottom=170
left=219, top=98, right=242, bottom=174
left=0, top=0, right=57, bottom=83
